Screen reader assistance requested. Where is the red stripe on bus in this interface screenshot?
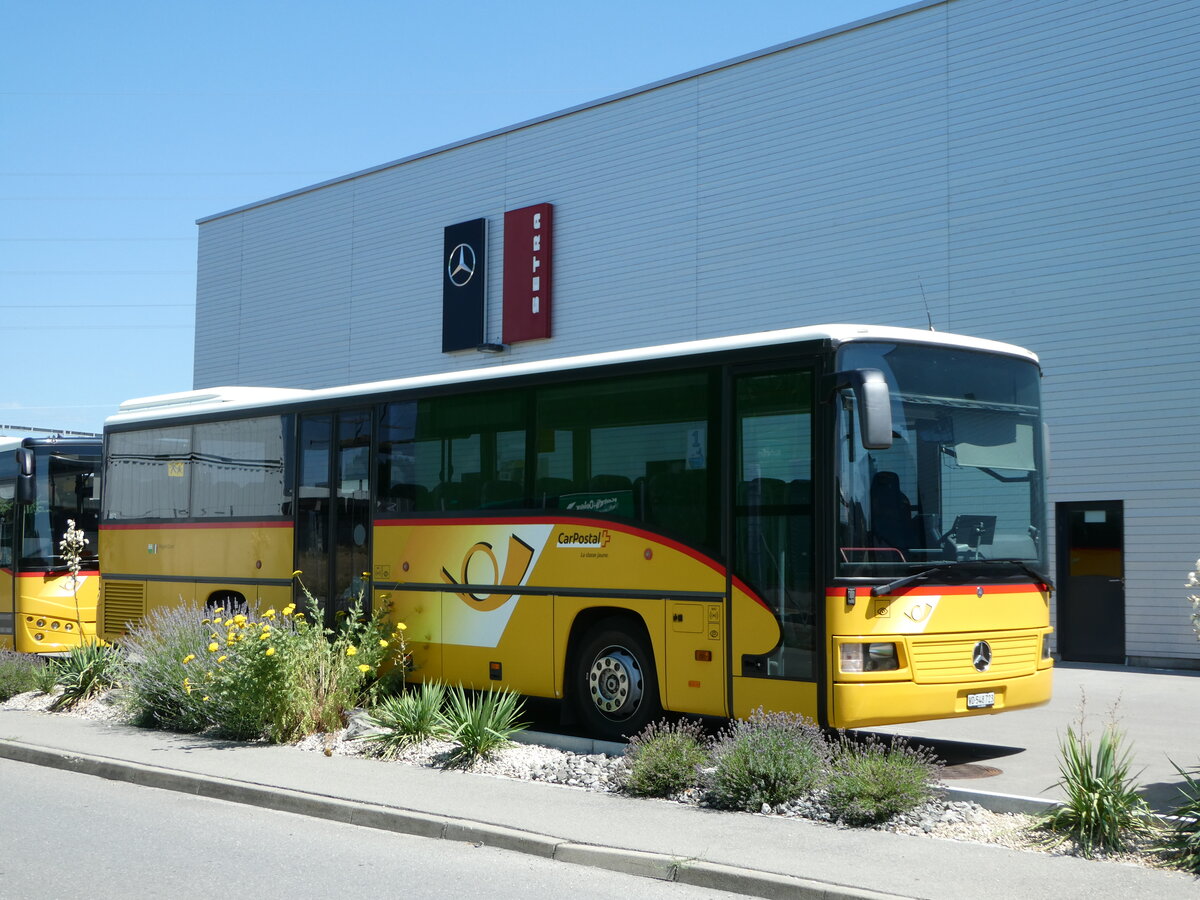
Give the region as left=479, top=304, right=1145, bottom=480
left=1, top=567, right=100, bottom=578
left=826, top=583, right=1045, bottom=597
left=18, top=570, right=100, bottom=578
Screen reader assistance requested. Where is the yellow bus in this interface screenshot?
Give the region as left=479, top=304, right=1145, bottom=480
left=98, top=325, right=1052, bottom=739
left=0, top=437, right=102, bottom=653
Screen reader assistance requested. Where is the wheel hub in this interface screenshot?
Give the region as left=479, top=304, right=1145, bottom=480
left=588, top=646, right=643, bottom=718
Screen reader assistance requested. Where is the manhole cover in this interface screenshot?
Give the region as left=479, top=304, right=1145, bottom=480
left=941, top=763, right=1003, bottom=780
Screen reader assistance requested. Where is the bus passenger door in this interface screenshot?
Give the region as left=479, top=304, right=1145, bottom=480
left=0, top=476, right=13, bottom=649
left=295, top=410, right=373, bottom=628
left=730, top=369, right=819, bottom=718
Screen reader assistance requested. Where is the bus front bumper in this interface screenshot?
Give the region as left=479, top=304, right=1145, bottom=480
left=830, top=665, right=1053, bottom=729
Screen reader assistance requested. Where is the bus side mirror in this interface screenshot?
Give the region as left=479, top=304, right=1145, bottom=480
left=14, top=448, right=35, bottom=504
left=832, top=369, right=893, bottom=450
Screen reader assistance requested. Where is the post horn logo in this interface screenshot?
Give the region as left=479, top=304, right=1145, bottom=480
left=440, top=534, right=534, bottom=611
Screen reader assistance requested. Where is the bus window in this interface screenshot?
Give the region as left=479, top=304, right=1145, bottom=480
left=379, top=391, right=526, bottom=514
left=536, top=369, right=717, bottom=550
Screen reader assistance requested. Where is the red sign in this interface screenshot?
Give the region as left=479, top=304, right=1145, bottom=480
left=502, top=203, right=553, bottom=344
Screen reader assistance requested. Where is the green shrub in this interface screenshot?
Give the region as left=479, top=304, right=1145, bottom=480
left=195, top=592, right=404, bottom=742
left=620, top=718, right=709, bottom=798
left=1153, top=761, right=1200, bottom=873
left=49, top=641, right=120, bottom=711
left=0, top=650, right=47, bottom=701
left=363, top=681, right=450, bottom=758
left=443, top=684, right=527, bottom=766
left=824, top=735, right=942, bottom=826
left=1041, top=720, right=1153, bottom=857
left=120, top=580, right=408, bottom=743
left=706, top=708, right=827, bottom=810
left=118, top=602, right=213, bottom=731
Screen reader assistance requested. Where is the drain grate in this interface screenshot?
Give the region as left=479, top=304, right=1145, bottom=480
left=941, top=763, right=1003, bottom=780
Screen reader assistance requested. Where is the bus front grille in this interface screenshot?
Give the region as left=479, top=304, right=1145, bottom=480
left=102, top=581, right=146, bottom=635
left=909, top=633, right=1040, bottom=683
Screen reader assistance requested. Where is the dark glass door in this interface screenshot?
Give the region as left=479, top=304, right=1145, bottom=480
left=1056, top=500, right=1124, bottom=663
left=732, top=369, right=816, bottom=680
left=295, top=411, right=372, bottom=626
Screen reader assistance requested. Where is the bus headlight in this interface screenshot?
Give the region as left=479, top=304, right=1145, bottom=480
left=840, top=642, right=900, bottom=673
left=1042, top=633, right=1052, bottom=659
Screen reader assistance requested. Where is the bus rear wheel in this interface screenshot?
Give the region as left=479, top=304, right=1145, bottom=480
left=572, top=618, right=661, bottom=742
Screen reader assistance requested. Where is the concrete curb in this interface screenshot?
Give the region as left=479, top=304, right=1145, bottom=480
left=0, top=737, right=907, bottom=900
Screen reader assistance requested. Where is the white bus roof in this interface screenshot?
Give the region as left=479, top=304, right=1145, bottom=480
left=108, top=324, right=1038, bottom=427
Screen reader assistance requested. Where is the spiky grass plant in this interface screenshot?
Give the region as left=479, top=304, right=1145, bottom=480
left=706, top=708, right=828, bottom=811
left=443, top=684, right=527, bottom=766
left=363, top=681, right=450, bottom=758
left=1041, top=719, right=1154, bottom=857
left=49, top=641, right=120, bottom=711
left=824, top=734, right=942, bottom=826
left=620, top=718, right=710, bottom=798
left=1153, top=761, right=1200, bottom=873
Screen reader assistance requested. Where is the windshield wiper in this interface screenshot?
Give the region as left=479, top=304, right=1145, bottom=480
left=977, top=558, right=1055, bottom=590
left=870, top=565, right=954, bottom=597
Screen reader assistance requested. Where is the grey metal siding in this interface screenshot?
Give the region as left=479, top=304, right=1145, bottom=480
left=193, top=0, right=1200, bottom=664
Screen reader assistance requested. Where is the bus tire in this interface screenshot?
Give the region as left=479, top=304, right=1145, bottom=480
left=572, top=617, right=662, bottom=742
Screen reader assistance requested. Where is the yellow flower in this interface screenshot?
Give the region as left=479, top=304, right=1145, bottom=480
left=265, top=647, right=275, bottom=656
left=212, top=607, right=224, bottom=615
left=201, top=618, right=211, bottom=625
left=259, top=631, right=270, bottom=640
left=202, top=696, right=210, bottom=701
left=224, top=618, right=234, bottom=627
left=294, top=612, right=305, bottom=620
left=290, top=570, right=302, bottom=578
left=282, top=604, right=296, bottom=616
left=233, top=614, right=247, bottom=625
left=183, top=678, right=192, bottom=694
left=345, top=645, right=358, bottom=656
left=357, top=664, right=371, bottom=673
left=378, top=639, right=389, bottom=648
left=208, top=642, right=219, bottom=652
left=394, top=623, right=408, bottom=632
left=217, top=655, right=227, bottom=663
left=182, top=654, right=195, bottom=664
left=262, top=608, right=276, bottom=619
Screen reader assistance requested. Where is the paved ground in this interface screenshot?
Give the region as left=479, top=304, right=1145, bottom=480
left=1, top=663, right=1198, bottom=899
left=873, top=662, right=1200, bottom=813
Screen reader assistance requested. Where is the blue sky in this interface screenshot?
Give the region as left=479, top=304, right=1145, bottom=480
left=2, top=0, right=905, bottom=435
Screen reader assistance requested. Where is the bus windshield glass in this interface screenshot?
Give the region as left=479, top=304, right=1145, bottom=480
left=20, top=452, right=101, bottom=570
left=835, top=342, right=1045, bottom=580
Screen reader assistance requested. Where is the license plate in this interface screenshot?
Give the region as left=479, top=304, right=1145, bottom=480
left=967, top=691, right=995, bottom=709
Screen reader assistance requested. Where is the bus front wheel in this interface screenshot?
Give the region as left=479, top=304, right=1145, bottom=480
left=572, top=618, right=661, bottom=742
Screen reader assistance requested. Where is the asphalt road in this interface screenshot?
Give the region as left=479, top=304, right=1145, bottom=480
left=0, top=758, right=734, bottom=900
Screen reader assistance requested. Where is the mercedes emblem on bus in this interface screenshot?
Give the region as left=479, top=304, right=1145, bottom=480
left=972, top=640, right=992, bottom=672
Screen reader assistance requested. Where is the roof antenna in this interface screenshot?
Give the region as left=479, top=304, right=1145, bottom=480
left=918, top=276, right=935, bottom=331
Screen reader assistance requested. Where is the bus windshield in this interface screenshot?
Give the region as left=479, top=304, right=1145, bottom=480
left=20, top=452, right=101, bottom=570
left=835, top=342, right=1046, bottom=580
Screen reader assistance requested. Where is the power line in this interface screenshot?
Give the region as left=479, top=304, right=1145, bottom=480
left=0, top=304, right=194, bottom=309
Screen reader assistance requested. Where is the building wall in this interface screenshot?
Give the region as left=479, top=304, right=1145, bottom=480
left=193, top=0, right=1200, bottom=665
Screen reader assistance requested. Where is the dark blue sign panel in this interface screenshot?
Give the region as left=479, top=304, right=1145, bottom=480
left=442, top=218, right=487, bottom=352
